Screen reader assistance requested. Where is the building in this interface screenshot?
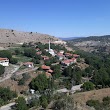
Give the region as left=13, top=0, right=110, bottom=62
left=48, top=40, right=55, bottom=56
left=65, top=53, right=73, bottom=57
left=23, top=62, right=34, bottom=68
left=73, top=54, right=80, bottom=58
left=0, top=58, right=9, bottom=66
left=61, top=58, right=76, bottom=66
left=41, top=65, right=50, bottom=70
left=53, top=40, right=66, bottom=45
left=45, top=72, right=52, bottom=78
left=56, top=53, right=64, bottom=60
left=41, top=56, right=49, bottom=60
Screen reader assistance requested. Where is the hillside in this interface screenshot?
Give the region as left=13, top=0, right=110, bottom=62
left=67, top=35, right=110, bottom=53
left=0, top=29, right=60, bottom=44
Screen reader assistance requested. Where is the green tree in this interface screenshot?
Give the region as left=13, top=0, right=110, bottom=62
left=16, top=97, right=28, bottom=110
left=10, top=58, right=18, bottom=64
left=86, top=99, right=101, bottom=109
left=29, top=74, right=49, bottom=93
left=0, top=65, right=5, bottom=76
left=53, top=95, right=74, bottom=110
left=0, top=50, right=12, bottom=59
left=24, top=48, right=36, bottom=57
left=0, top=87, right=17, bottom=105
left=40, top=95, right=48, bottom=108
left=81, top=82, right=95, bottom=91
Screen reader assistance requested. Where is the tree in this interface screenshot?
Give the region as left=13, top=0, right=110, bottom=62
left=53, top=95, right=74, bottom=110
left=40, top=95, right=48, bottom=108
left=10, top=58, right=18, bottom=64
left=29, top=74, right=49, bottom=93
left=16, top=97, right=28, bottom=110
left=51, top=65, right=61, bottom=79
left=24, top=48, right=36, bottom=57
left=0, top=65, right=5, bottom=76
left=0, top=87, right=17, bottom=106
left=0, top=50, right=12, bottom=59
left=86, top=99, right=101, bottom=109
left=81, top=82, right=95, bottom=91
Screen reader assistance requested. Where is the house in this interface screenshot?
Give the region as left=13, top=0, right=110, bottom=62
left=47, top=69, right=53, bottom=73
left=41, top=65, right=53, bottom=74
left=61, top=60, right=71, bottom=66
left=73, top=54, right=80, bottom=58
left=30, top=89, right=35, bottom=94
left=41, top=65, right=50, bottom=70
left=41, top=56, right=49, bottom=60
left=56, top=53, right=64, bottom=60
left=45, top=72, right=52, bottom=78
left=36, top=51, right=42, bottom=55
left=59, top=50, right=64, bottom=54
left=53, top=40, right=66, bottom=45
left=36, top=48, right=40, bottom=51
left=23, top=62, right=34, bottom=68
left=65, top=53, right=73, bottom=57
left=61, top=58, right=76, bottom=66
left=0, top=58, right=9, bottom=66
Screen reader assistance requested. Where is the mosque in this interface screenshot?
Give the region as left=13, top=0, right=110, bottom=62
left=48, top=40, right=55, bottom=56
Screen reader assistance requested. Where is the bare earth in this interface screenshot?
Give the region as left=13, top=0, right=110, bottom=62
left=72, top=88, right=110, bottom=110
left=0, top=71, right=39, bottom=93
left=0, top=29, right=60, bottom=46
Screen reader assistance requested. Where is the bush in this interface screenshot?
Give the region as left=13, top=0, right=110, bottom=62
left=40, top=95, right=48, bottom=108
left=0, top=65, right=5, bottom=76
left=0, top=50, right=12, bottom=59
left=10, top=58, right=18, bottom=64
left=81, top=82, right=95, bottom=91
left=86, top=100, right=100, bottom=108
left=16, top=97, right=28, bottom=110
left=24, top=48, right=36, bottom=57
left=0, top=87, right=17, bottom=106
left=18, top=79, right=25, bottom=85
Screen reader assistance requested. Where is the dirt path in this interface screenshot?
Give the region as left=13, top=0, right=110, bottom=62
left=0, top=65, right=20, bottom=83
left=0, top=102, right=15, bottom=110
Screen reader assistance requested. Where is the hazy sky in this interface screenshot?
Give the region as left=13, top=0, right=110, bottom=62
left=0, top=0, right=110, bottom=37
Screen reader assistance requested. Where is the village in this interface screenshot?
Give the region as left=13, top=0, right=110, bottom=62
left=0, top=40, right=88, bottom=110
left=0, top=40, right=80, bottom=79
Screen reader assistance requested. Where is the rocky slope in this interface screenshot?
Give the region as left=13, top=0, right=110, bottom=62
left=0, top=29, right=60, bottom=44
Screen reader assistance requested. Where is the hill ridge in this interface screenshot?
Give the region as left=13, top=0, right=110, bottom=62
left=0, top=28, right=60, bottom=44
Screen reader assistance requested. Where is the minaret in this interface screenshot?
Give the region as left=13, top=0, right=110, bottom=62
left=49, top=40, right=50, bottom=51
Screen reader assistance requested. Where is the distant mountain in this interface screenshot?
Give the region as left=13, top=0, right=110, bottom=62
left=59, top=37, right=84, bottom=41
left=69, top=35, right=110, bottom=42
left=67, top=35, right=110, bottom=52
left=0, top=29, right=60, bottom=44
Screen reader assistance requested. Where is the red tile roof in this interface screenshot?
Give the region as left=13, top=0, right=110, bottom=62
left=65, top=53, right=73, bottom=56
left=41, top=65, right=50, bottom=70
left=0, top=58, right=9, bottom=61
left=57, top=53, right=64, bottom=57
left=62, top=58, right=76, bottom=64
left=47, top=69, right=53, bottom=73
left=73, top=54, right=80, bottom=57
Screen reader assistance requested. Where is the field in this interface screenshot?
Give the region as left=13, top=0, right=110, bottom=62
left=72, top=88, right=110, bottom=110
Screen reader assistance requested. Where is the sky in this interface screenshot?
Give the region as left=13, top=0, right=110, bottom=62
left=0, top=0, right=110, bottom=38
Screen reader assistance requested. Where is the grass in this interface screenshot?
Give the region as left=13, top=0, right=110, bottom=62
left=13, top=54, right=32, bottom=62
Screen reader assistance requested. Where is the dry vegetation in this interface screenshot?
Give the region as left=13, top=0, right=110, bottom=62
left=72, top=88, right=110, bottom=110
left=0, top=29, right=60, bottom=47
left=0, top=71, right=39, bottom=94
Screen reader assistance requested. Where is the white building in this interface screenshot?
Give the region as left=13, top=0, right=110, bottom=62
left=48, top=40, right=55, bottom=56
left=0, top=58, right=9, bottom=66
left=23, top=62, right=34, bottom=68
